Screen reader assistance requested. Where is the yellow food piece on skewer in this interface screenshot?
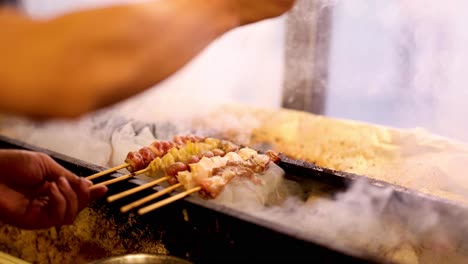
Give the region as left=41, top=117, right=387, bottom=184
left=146, top=139, right=222, bottom=178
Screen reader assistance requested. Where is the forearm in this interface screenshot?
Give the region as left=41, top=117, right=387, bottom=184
left=0, top=0, right=239, bottom=118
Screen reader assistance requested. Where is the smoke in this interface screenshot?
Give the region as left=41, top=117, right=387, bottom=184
left=200, top=165, right=468, bottom=264
left=0, top=114, right=116, bottom=166
left=392, top=0, right=468, bottom=143
left=326, top=0, right=468, bottom=143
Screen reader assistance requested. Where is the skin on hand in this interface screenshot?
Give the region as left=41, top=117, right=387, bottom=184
left=228, top=0, right=296, bottom=25
left=0, top=0, right=295, bottom=119
left=0, top=150, right=107, bottom=229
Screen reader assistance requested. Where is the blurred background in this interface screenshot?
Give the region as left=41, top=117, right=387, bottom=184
left=17, top=0, right=468, bottom=142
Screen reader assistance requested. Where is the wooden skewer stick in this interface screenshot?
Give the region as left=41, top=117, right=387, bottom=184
left=86, top=163, right=130, bottom=180
left=138, top=187, right=201, bottom=215
left=120, top=183, right=183, bottom=213
left=107, top=176, right=171, bottom=203
left=90, top=167, right=150, bottom=190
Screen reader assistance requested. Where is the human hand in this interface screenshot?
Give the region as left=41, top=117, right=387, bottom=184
left=0, top=150, right=107, bottom=229
left=226, top=0, right=296, bottom=25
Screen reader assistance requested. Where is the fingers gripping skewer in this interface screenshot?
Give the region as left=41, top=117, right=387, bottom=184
left=138, top=187, right=202, bottom=215
left=107, top=176, right=171, bottom=202
left=90, top=167, right=150, bottom=190
left=86, top=163, right=130, bottom=180
left=120, top=183, right=183, bottom=213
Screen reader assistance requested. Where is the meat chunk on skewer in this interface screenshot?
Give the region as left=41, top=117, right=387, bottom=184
left=187, top=155, right=200, bottom=164
left=149, top=141, right=177, bottom=157
left=173, top=135, right=205, bottom=146
left=199, top=165, right=254, bottom=199
left=212, top=149, right=226, bottom=157
left=138, top=147, right=157, bottom=166
left=125, top=140, right=176, bottom=172
left=165, top=152, right=225, bottom=185
left=166, top=162, right=189, bottom=185
left=125, top=151, right=146, bottom=172
left=197, top=156, right=270, bottom=199
left=176, top=149, right=275, bottom=199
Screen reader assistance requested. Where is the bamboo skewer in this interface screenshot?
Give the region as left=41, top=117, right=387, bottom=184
left=120, top=183, right=183, bottom=213
left=138, top=187, right=202, bottom=215
left=87, top=163, right=130, bottom=180
left=107, top=176, right=171, bottom=202
left=90, top=167, right=150, bottom=190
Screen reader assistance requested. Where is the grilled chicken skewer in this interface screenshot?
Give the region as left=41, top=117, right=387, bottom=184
left=92, top=133, right=280, bottom=215
left=138, top=150, right=278, bottom=215
left=97, top=137, right=237, bottom=193
left=122, top=152, right=236, bottom=213
left=121, top=148, right=278, bottom=214
left=107, top=160, right=196, bottom=203
left=86, top=135, right=205, bottom=180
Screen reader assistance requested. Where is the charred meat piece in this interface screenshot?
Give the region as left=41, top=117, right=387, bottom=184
left=173, top=135, right=205, bottom=146
left=138, top=147, right=157, bottom=166
left=125, top=151, right=145, bottom=172
left=149, top=140, right=176, bottom=157
left=166, top=162, right=189, bottom=185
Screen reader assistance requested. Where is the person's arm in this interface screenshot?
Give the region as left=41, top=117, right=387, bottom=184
left=0, top=0, right=294, bottom=119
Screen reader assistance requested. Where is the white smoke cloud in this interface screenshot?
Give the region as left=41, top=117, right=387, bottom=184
left=327, top=0, right=468, bottom=143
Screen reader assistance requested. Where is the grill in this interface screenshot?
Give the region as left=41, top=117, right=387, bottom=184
left=2, top=134, right=468, bottom=263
